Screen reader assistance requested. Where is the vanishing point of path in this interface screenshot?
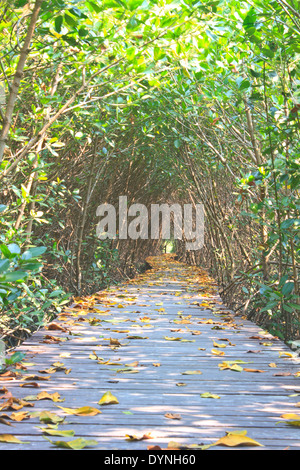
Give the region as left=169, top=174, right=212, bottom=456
left=1, top=254, right=300, bottom=450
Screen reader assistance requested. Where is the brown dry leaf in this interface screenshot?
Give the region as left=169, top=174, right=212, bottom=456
left=165, top=413, right=181, bottom=420
left=0, top=371, right=19, bottom=381
left=127, top=335, right=148, bottom=340
left=10, top=411, right=30, bottom=422
left=46, top=322, right=67, bottom=332
left=125, top=432, right=152, bottom=441
left=0, top=414, right=13, bottom=426
left=110, top=338, right=121, bottom=347
left=243, top=368, right=266, bottom=373
left=0, top=397, right=34, bottom=412
left=41, top=335, right=65, bottom=344
left=19, top=382, right=40, bottom=388
left=22, top=375, right=51, bottom=381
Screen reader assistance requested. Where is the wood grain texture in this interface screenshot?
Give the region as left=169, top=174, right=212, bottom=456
left=1, top=254, right=300, bottom=450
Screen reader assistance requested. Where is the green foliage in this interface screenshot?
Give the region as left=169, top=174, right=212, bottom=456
left=0, top=0, right=299, bottom=344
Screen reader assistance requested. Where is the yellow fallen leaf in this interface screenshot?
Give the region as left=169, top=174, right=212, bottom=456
left=167, top=440, right=181, bottom=449
left=182, top=370, right=202, bottom=375
left=213, top=341, right=227, bottom=348
left=212, top=430, right=263, bottom=447
left=36, top=392, right=64, bottom=402
left=56, top=406, right=101, bottom=416
left=279, top=352, right=294, bottom=358
left=200, top=392, right=220, bottom=399
left=0, top=434, right=27, bottom=444
left=98, top=391, right=119, bottom=405
left=280, top=413, right=300, bottom=426
left=211, top=349, right=225, bottom=356
left=10, top=411, right=29, bottom=422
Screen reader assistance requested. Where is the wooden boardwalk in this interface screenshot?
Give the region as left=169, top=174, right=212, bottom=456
left=1, top=254, right=300, bottom=450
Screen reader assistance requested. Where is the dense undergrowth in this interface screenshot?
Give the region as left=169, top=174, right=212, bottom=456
left=0, top=0, right=299, bottom=348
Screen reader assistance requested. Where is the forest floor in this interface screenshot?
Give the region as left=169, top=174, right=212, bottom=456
left=1, top=253, right=300, bottom=450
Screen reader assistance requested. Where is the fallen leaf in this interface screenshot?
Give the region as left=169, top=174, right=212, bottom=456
left=213, top=341, right=227, bottom=348
left=10, top=411, right=30, bottom=422
left=181, top=370, right=202, bottom=375
left=31, top=411, right=65, bottom=424
left=280, top=413, right=300, bottom=426
left=165, top=413, right=181, bottom=420
left=98, top=391, right=119, bottom=405
left=125, top=433, right=152, bottom=441
left=211, top=349, right=225, bottom=356
left=33, top=392, right=64, bottom=402
left=279, top=352, right=294, bottom=358
left=56, top=406, right=101, bottom=416
left=212, top=430, right=263, bottom=447
left=40, top=428, right=75, bottom=437
left=0, top=434, right=27, bottom=444
left=200, top=392, right=220, bottom=399
left=46, top=323, right=67, bottom=332
left=45, top=437, right=98, bottom=449
left=273, top=372, right=291, bottom=376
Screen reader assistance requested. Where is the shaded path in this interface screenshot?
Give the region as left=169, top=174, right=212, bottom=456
left=1, top=254, right=300, bottom=450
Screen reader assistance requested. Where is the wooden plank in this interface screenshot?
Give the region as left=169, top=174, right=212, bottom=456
left=1, top=254, right=300, bottom=451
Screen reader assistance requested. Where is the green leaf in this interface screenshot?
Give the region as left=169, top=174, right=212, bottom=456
left=44, top=437, right=98, bottom=449
left=0, top=259, right=9, bottom=273
left=40, top=428, right=75, bottom=437
left=21, top=246, right=47, bottom=260
left=54, top=16, right=63, bottom=33
left=5, top=352, right=26, bottom=365
left=282, top=282, right=294, bottom=296
left=0, top=271, right=28, bottom=282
